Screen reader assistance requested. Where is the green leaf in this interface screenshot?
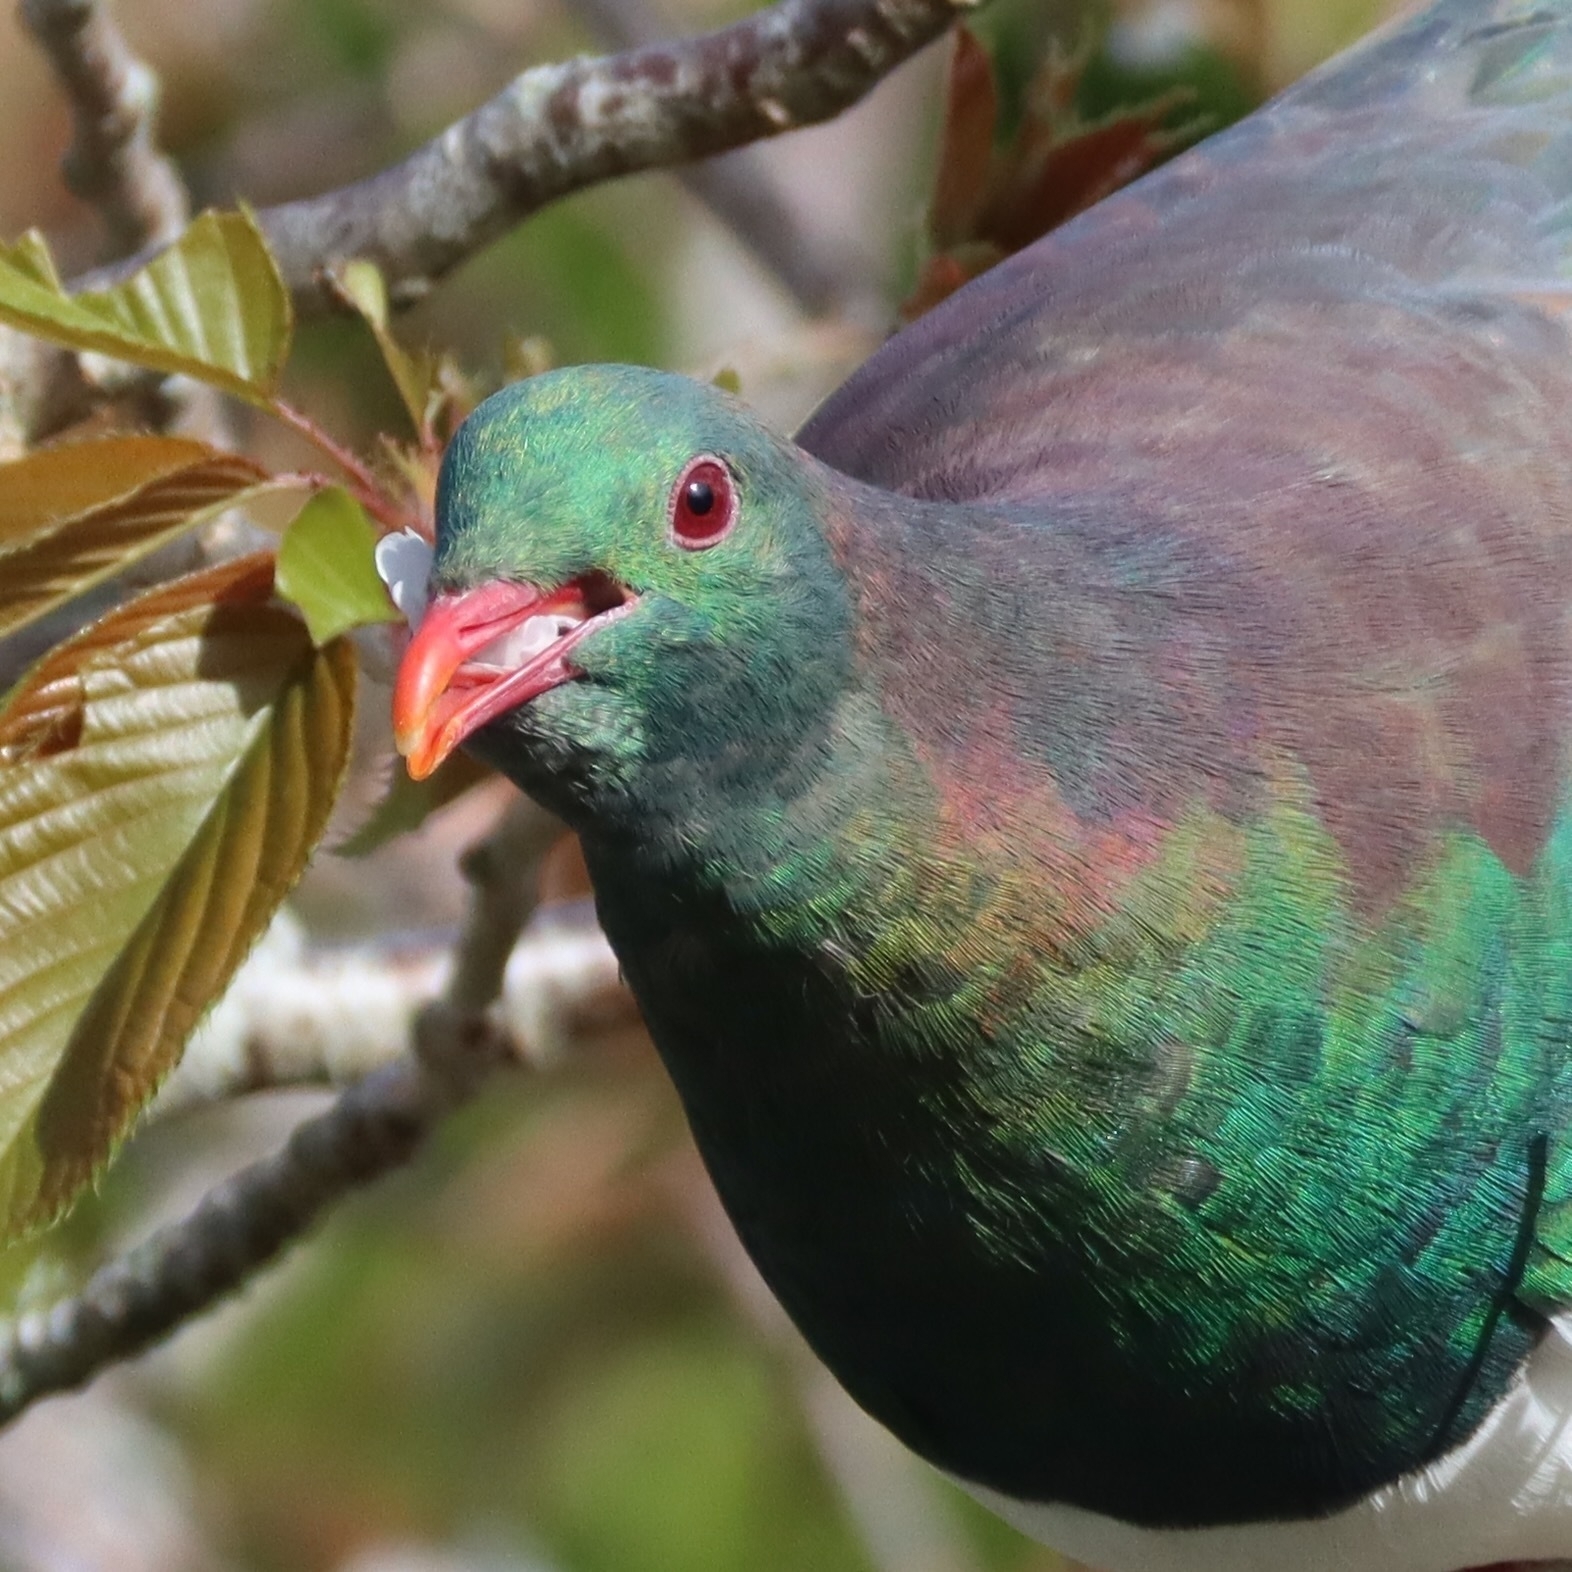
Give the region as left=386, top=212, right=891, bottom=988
left=337, top=751, right=494, bottom=857
left=0, top=211, right=292, bottom=402
left=275, top=487, right=401, bottom=645
left=0, top=435, right=279, bottom=641
left=333, top=260, right=429, bottom=432
left=0, top=555, right=356, bottom=1236
left=1, top=232, right=62, bottom=291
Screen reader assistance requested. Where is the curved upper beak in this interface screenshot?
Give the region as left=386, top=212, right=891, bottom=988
left=393, top=580, right=559, bottom=780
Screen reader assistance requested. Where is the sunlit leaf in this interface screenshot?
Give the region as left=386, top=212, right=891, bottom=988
left=0, top=211, right=292, bottom=402
left=275, top=486, right=401, bottom=645
left=0, top=435, right=215, bottom=541
left=0, top=555, right=355, bottom=1235
left=336, top=259, right=391, bottom=334
left=1, top=233, right=61, bottom=291
left=337, top=750, right=494, bottom=858
left=0, top=435, right=279, bottom=641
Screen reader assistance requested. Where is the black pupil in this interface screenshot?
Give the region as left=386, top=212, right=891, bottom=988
left=684, top=478, right=715, bottom=516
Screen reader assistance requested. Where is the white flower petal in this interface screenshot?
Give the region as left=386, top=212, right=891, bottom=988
left=374, top=529, right=434, bottom=629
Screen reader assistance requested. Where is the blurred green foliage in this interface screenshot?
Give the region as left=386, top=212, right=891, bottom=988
left=176, top=1076, right=893, bottom=1572
left=295, top=0, right=403, bottom=79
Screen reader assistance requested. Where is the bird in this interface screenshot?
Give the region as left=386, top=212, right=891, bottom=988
left=386, top=1, right=1572, bottom=1568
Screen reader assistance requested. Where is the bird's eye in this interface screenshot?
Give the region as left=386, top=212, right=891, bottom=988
left=669, top=455, right=737, bottom=550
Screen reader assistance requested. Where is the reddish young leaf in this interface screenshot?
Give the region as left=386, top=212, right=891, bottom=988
left=900, top=246, right=1003, bottom=323
left=0, top=555, right=355, bottom=1236
left=905, top=30, right=1201, bottom=319
left=985, top=89, right=1198, bottom=252
left=930, top=27, right=1000, bottom=251
left=0, top=436, right=275, bottom=641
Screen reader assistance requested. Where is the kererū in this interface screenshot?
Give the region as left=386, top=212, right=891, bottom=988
left=387, top=3, right=1572, bottom=1567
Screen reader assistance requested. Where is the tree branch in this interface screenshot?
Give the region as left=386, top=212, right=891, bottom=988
left=0, top=794, right=555, bottom=1426
left=0, top=1058, right=445, bottom=1425
left=19, top=0, right=189, bottom=258
left=149, top=910, right=630, bottom=1115
left=15, top=0, right=236, bottom=456
left=40, top=0, right=968, bottom=440
left=253, top=0, right=978, bottom=312
left=567, top=0, right=879, bottom=316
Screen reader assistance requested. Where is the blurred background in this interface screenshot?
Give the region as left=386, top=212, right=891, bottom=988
left=0, top=1, right=1391, bottom=1569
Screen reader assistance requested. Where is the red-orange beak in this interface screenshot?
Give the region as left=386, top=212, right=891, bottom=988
left=392, top=577, right=631, bottom=780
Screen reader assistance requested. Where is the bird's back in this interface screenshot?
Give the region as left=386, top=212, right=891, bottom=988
left=802, top=0, right=1572, bottom=506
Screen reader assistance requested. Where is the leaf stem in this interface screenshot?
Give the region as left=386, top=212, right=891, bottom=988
left=269, top=398, right=425, bottom=536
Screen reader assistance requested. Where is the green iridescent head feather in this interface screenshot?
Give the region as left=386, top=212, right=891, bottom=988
left=430, top=366, right=856, bottom=817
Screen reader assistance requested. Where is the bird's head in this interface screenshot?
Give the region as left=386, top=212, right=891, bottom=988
left=391, top=365, right=855, bottom=823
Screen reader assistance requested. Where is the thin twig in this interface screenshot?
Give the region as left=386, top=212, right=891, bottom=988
left=0, top=794, right=555, bottom=1426
left=0, top=1060, right=445, bottom=1425
left=17, top=1, right=237, bottom=465
left=447, top=798, right=570, bottom=1009
left=261, top=0, right=972, bottom=313
left=149, top=907, right=630, bottom=1115
left=23, top=0, right=966, bottom=447
left=269, top=400, right=422, bottom=533
left=19, top=0, right=189, bottom=258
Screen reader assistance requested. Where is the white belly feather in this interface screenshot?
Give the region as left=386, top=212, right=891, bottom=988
left=954, top=1318, right=1572, bottom=1572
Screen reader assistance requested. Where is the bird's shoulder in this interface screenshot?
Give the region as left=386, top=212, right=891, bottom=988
left=799, top=0, right=1572, bottom=507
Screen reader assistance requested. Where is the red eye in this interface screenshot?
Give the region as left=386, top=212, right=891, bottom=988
left=669, top=455, right=737, bottom=549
